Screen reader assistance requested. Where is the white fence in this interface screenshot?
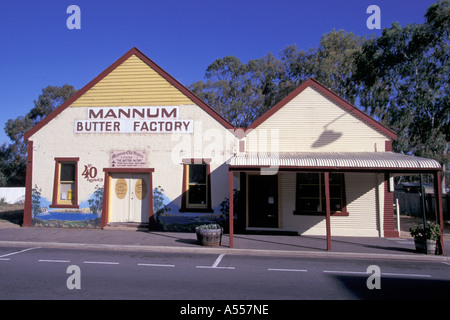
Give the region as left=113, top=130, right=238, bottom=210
left=0, top=187, right=26, bottom=204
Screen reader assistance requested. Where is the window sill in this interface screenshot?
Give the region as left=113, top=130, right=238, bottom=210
left=179, top=208, right=214, bottom=213
left=50, top=204, right=79, bottom=209
left=293, top=211, right=349, bottom=217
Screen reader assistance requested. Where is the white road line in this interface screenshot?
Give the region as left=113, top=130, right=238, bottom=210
left=83, top=261, right=119, bottom=265
left=323, top=270, right=431, bottom=278
left=196, top=254, right=235, bottom=269
left=442, top=262, right=450, bottom=266
left=382, top=272, right=431, bottom=278
left=0, top=258, right=10, bottom=261
left=137, top=263, right=175, bottom=268
left=0, top=247, right=37, bottom=258
left=196, top=265, right=236, bottom=269
left=323, top=270, right=367, bottom=275
left=39, top=259, right=71, bottom=263
left=212, top=254, right=226, bottom=268
left=268, top=268, right=308, bottom=272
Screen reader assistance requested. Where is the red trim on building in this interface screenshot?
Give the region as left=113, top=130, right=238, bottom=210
left=180, top=158, right=213, bottom=213
left=383, top=173, right=399, bottom=237
left=228, top=170, right=234, bottom=248
left=22, top=141, right=34, bottom=227
left=293, top=172, right=348, bottom=216
left=24, top=47, right=233, bottom=141
left=50, top=157, right=79, bottom=209
left=324, top=172, right=332, bottom=251
left=101, top=168, right=155, bottom=229
left=385, top=140, right=393, bottom=151
left=434, top=172, right=445, bottom=254
left=100, top=170, right=110, bottom=229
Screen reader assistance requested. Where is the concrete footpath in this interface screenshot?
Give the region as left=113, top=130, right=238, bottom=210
left=0, top=222, right=449, bottom=262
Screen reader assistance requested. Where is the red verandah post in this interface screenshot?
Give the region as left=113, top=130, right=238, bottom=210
left=434, top=171, right=445, bottom=255
left=22, top=141, right=34, bottom=227
left=228, top=170, right=234, bottom=248
left=324, top=172, right=332, bottom=251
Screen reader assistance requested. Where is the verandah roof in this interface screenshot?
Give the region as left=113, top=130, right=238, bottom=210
left=229, top=152, right=441, bottom=171
left=226, top=151, right=444, bottom=253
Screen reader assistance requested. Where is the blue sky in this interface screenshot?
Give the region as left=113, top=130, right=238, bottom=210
left=0, top=0, right=437, bottom=145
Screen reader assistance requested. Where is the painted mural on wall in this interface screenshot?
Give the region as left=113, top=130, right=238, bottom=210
left=31, top=184, right=103, bottom=228
left=28, top=175, right=229, bottom=230
left=153, top=185, right=234, bottom=232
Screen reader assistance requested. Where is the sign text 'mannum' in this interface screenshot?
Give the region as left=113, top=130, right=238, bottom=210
left=88, top=106, right=177, bottom=119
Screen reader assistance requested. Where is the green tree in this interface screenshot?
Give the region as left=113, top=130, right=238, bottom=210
left=312, top=29, right=365, bottom=104
left=0, top=84, right=76, bottom=186
left=354, top=0, right=449, bottom=183
left=191, top=30, right=364, bottom=127
left=276, top=44, right=315, bottom=101
left=0, top=140, right=26, bottom=187
left=190, top=56, right=273, bottom=127
left=190, top=1, right=448, bottom=190
left=277, top=30, right=365, bottom=104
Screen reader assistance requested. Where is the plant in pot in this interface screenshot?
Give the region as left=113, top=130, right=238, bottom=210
left=409, top=222, right=440, bottom=254
left=195, top=223, right=223, bottom=247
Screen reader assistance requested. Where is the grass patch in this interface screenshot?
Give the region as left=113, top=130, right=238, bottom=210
left=32, top=218, right=100, bottom=228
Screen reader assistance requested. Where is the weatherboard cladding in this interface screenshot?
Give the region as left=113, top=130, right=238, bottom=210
left=70, top=54, right=193, bottom=107
left=339, top=173, right=378, bottom=234
left=245, top=86, right=390, bottom=153
left=278, top=172, right=379, bottom=236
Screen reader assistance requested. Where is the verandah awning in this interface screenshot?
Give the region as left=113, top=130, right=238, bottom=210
left=229, top=152, right=441, bottom=171
left=226, top=151, right=444, bottom=254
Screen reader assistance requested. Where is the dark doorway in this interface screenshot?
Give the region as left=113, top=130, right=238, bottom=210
left=248, top=175, right=278, bottom=228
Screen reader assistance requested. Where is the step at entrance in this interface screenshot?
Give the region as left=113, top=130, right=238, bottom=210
left=104, top=222, right=149, bottom=231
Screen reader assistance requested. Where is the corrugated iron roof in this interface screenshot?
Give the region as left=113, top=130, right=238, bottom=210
left=229, top=152, right=441, bottom=170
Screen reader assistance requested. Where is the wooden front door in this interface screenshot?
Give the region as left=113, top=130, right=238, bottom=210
left=109, top=173, right=150, bottom=223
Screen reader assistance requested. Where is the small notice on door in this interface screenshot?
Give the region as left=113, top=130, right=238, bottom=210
left=110, top=150, right=146, bottom=168
left=115, top=178, right=128, bottom=199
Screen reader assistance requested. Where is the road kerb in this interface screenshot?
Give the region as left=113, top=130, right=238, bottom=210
left=0, top=240, right=449, bottom=263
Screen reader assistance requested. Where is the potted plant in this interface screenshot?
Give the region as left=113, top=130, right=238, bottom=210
left=195, top=223, right=223, bottom=247
left=409, top=222, right=440, bottom=254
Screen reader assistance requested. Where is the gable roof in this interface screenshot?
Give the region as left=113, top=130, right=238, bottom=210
left=24, top=47, right=233, bottom=140
left=247, top=77, right=397, bottom=140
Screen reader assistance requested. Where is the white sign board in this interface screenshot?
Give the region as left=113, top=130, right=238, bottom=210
left=74, top=106, right=193, bottom=134
left=110, top=150, right=147, bottom=168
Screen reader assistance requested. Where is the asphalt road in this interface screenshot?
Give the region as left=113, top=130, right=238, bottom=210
left=1, top=246, right=449, bottom=302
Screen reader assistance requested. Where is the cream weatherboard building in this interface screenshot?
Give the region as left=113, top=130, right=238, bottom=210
left=22, top=48, right=445, bottom=252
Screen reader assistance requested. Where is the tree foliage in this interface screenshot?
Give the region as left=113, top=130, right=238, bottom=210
left=191, top=29, right=365, bottom=127
left=0, top=85, right=76, bottom=186
left=354, top=0, right=449, bottom=167
left=1, top=1, right=448, bottom=188
left=191, top=1, right=449, bottom=178
left=190, top=55, right=285, bottom=127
